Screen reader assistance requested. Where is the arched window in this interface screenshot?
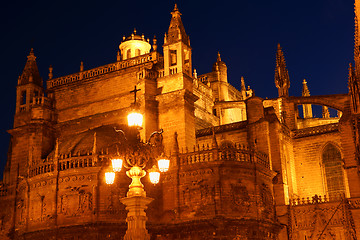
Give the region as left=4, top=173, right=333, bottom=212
left=322, top=144, right=345, bottom=199
left=135, top=49, right=141, bottom=56
left=126, top=49, right=131, bottom=59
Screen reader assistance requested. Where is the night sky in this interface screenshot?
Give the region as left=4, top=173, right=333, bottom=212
left=0, top=0, right=354, bottom=178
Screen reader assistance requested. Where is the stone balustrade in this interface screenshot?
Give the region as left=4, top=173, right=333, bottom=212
left=29, top=154, right=98, bottom=178
left=178, top=144, right=270, bottom=168
left=48, top=52, right=158, bottom=88
left=19, top=96, right=53, bottom=113
left=290, top=194, right=344, bottom=206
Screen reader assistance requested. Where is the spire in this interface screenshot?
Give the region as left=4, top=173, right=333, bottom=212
left=164, top=4, right=190, bottom=46
left=274, top=44, right=290, bottom=97
left=241, top=76, right=247, bottom=99
left=302, top=79, right=310, bottom=97
left=18, top=48, right=42, bottom=86
left=302, top=79, right=313, bottom=118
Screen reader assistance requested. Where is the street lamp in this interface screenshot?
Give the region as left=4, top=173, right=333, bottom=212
left=104, top=86, right=170, bottom=240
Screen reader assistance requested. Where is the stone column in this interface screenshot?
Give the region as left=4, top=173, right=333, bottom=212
left=121, top=196, right=153, bottom=240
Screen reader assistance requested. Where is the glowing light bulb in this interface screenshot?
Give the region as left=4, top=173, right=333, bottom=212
left=105, top=172, right=115, bottom=184
left=158, top=158, right=170, bottom=172
left=127, top=112, right=143, bottom=127
left=112, top=158, right=123, bottom=172
left=149, top=171, right=160, bottom=184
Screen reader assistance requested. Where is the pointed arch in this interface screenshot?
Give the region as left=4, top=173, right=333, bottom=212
left=321, top=143, right=345, bottom=199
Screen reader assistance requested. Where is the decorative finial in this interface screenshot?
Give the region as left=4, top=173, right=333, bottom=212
left=246, top=86, right=254, bottom=97
left=123, top=35, right=126, bottom=41
left=117, top=50, right=121, bottom=61
left=133, top=28, right=137, bottom=35
left=141, top=33, right=145, bottom=41
left=211, top=127, right=218, bottom=149
left=27, top=48, right=36, bottom=61
left=80, top=61, right=84, bottom=72
left=322, top=106, right=330, bottom=118
left=152, top=36, right=158, bottom=52
left=302, top=79, right=310, bottom=97
left=194, top=69, right=197, bottom=78
left=48, top=65, right=53, bottom=79
left=174, top=3, right=179, bottom=12
left=217, top=52, right=221, bottom=62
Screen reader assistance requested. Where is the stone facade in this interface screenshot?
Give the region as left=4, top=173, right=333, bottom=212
left=1, top=3, right=360, bottom=240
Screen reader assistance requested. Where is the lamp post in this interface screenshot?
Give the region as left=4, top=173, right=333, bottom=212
left=105, top=86, right=169, bottom=240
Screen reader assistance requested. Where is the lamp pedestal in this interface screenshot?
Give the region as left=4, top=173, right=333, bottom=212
left=121, top=195, right=153, bottom=240
left=121, top=166, right=153, bottom=240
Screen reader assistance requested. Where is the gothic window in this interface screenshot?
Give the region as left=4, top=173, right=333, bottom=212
left=322, top=143, right=345, bottom=199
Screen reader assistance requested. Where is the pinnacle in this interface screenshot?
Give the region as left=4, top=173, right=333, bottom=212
left=217, top=52, right=221, bottom=62
left=27, top=48, right=36, bottom=61
left=174, top=3, right=179, bottom=12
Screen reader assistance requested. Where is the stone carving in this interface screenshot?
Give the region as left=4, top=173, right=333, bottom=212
left=58, top=185, right=92, bottom=217
left=30, top=194, right=51, bottom=223
left=309, top=207, right=336, bottom=240
left=230, top=181, right=250, bottom=214
left=260, top=183, right=274, bottom=219
left=16, top=198, right=26, bottom=226
left=105, top=187, right=126, bottom=216
left=181, top=179, right=215, bottom=217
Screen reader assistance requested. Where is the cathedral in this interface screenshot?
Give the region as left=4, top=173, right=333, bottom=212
left=0, top=2, right=360, bottom=240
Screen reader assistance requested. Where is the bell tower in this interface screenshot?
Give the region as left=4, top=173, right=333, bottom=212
left=163, top=4, right=192, bottom=77
left=157, top=4, right=197, bottom=155
left=8, top=49, right=55, bottom=183
left=15, top=48, right=44, bottom=121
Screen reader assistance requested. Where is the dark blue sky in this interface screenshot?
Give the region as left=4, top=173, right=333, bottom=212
left=0, top=0, right=354, bottom=178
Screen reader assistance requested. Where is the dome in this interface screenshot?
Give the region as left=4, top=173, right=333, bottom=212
left=119, top=29, right=151, bottom=60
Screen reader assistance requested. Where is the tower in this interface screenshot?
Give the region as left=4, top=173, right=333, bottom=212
left=163, top=4, right=192, bottom=77
left=8, top=49, right=55, bottom=182
left=157, top=4, right=197, bottom=154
